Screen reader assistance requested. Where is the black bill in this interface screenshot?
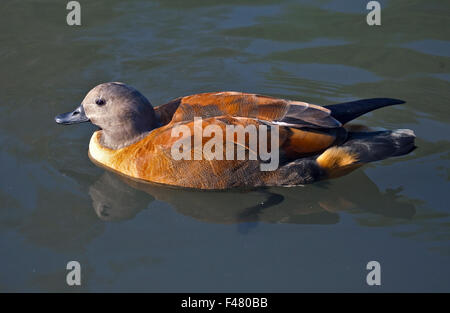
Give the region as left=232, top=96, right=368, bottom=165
left=54, top=104, right=89, bottom=125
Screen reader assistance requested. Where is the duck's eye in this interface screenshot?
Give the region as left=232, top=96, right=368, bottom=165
left=95, top=98, right=106, bottom=106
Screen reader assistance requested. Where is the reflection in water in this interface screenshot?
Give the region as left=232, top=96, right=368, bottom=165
left=89, top=173, right=150, bottom=222
left=89, top=170, right=416, bottom=224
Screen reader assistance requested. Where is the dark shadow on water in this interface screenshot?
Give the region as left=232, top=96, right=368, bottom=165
left=88, top=170, right=417, bottom=224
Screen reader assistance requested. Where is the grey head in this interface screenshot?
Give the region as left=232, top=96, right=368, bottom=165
left=55, top=82, right=159, bottom=149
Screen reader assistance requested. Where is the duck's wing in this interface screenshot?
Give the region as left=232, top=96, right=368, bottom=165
left=141, top=115, right=343, bottom=188
left=155, top=92, right=341, bottom=129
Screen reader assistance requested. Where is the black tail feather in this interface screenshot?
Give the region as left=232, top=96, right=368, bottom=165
left=343, top=129, right=416, bottom=163
left=326, top=98, right=405, bottom=124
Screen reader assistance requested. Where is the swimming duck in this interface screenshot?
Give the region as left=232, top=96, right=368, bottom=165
left=55, top=82, right=415, bottom=189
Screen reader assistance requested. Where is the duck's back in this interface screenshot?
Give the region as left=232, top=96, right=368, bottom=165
left=155, top=91, right=341, bottom=128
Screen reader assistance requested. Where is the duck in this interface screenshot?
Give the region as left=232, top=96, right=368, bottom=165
left=55, top=82, right=416, bottom=190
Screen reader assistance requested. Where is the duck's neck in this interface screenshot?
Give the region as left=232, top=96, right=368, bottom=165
left=100, top=114, right=160, bottom=150
left=100, top=129, right=150, bottom=150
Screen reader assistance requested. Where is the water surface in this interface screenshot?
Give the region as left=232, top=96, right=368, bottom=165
left=0, top=0, right=449, bottom=292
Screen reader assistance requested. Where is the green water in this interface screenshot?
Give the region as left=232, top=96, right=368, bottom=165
left=0, top=0, right=449, bottom=292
